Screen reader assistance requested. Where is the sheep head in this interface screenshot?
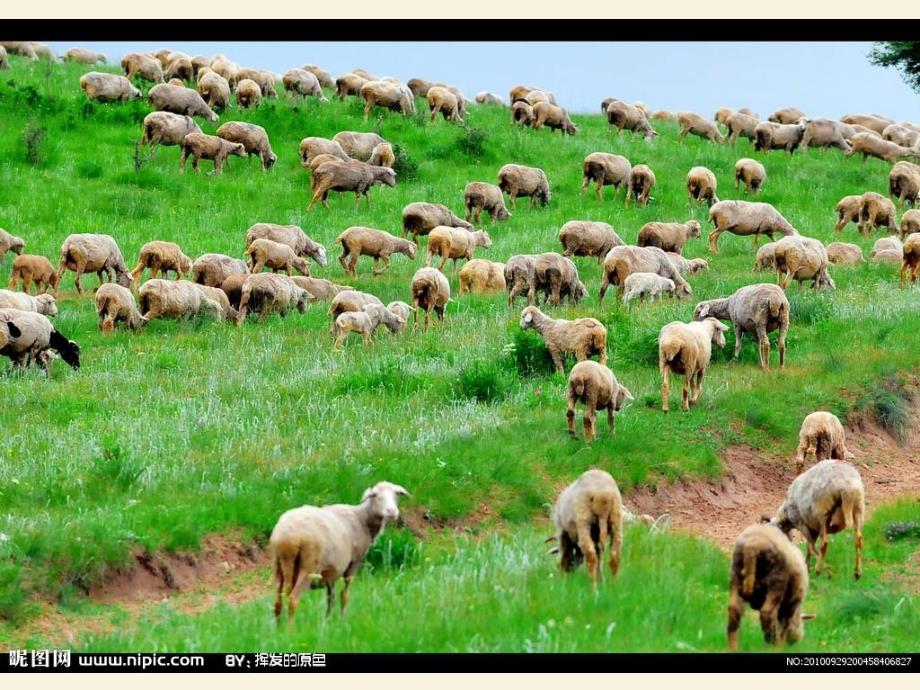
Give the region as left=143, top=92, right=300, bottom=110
left=705, top=318, right=729, bottom=349
left=229, top=142, right=246, bottom=158
left=361, top=481, right=411, bottom=523
left=36, top=294, right=58, bottom=317
left=614, top=384, right=634, bottom=411
left=475, top=230, right=493, bottom=249
left=686, top=220, right=702, bottom=238
left=311, top=244, right=329, bottom=268
left=519, top=305, right=540, bottom=330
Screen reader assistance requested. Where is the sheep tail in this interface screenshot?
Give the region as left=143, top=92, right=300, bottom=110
left=740, top=544, right=758, bottom=597
left=332, top=232, right=346, bottom=246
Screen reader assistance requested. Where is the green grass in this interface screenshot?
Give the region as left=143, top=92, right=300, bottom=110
left=1, top=56, right=919, bottom=650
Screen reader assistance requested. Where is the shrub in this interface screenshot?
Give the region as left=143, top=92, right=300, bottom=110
left=22, top=120, right=47, bottom=166
left=454, top=359, right=511, bottom=402
left=457, top=126, right=487, bottom=157
left=505, top=328, right=555, bottom=377
left=852, top=376, right=914, bottom=443
left=392, top=142, right=418, bottom=181
left=365, top=528, right=421, bottom=571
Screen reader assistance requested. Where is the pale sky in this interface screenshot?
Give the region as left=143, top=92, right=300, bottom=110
left=46, top=41, right=919, bottom=121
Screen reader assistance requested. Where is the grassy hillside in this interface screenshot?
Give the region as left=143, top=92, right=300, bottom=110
left=0, top=56, right=918, bottom=651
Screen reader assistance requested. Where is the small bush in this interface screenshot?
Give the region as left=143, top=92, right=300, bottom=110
left=454, top=359, right=511, bottom=402
left=22, top=120, right=47, bottom=166
left=0, top=564, right=26, bottom=621
left=505, top=328, right=555, bottom=377
left=365, top=528, right=421, bottom=571
left=457, top=127, right=487, bottom=157
left=392, top=142, right=418, bottom=181
left=885, top=521, right=920, bottom=541
left=854, top=376, right=914, bottom=443
left=76, top=160, right=104, bottom=179
left=89, top=439, right=146, bottom=492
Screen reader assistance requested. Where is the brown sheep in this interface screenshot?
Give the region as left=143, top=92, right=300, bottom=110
left=197, top=72, right=230, bottom=112
left=282, top=69, right=326, bottom=100
left=841, top=113, right=893, bottom=135
left=245, top=223, right=328, bottom=268
left=900, top=209, right=920, bottom=240
left=859, top=191, right=899, bottom=235
left=121, top=52, right=163, bottom=83
left=726, top=111, right=760, bottom=144
left=230, top=68, right=278, bottom=98
left=130, top=241, right=193, bottom=287
left=165, top=56, right=194, bottom=82
left=686, top=166, right=719, bottom=208
left=302, top=64, right=334, bottom=88
left=708, top=201, right=799, bottom=253
left=834, top=195, right=864, bottom=233
left=235, top=79, right=262, bottom=109
left=582, top=152, right=631, bottom=200
left=80, top=72, right=142, bottom=102
left=407, top=77, right=433, bottom=97
left=333, top=131, right=387, bottom=161
left=309, top=160, right=397, bottom=211
left=334, top=72, right=368, bottom=99
left=427, top=86, right=463, bottom=123
left=64, top=48, right=107, bottom=65
left=504, top=254, right=540, bottom=306
left=141, top=111, right=201, bottom=147
left=216, top=122, right=277, bottom=170
left=566, top=362, right=633, bottom=442
left=410, top=267, right=450, bottom=329
left=534, top=253, right=587, bottom=306
left=0, top=228, right=25, bottom=264
left=246, top=238, right=311, bottom=276
left=95, top=283, right=142, bottom=334
left=870, top=236, right=903, bottom=263
left=328, top=290, right=383, bottom=330
left=464, top=182, right=511, bottom=223
left=509, top=84, right=539, bottom=103
left=511, top=100, right=535, bottom=127
left=299, top=137, right=350, bottom=166
left=149, top=83, right=218, bottom=122
left=755, top=121, right=805, bottom=154
left=625, top=164, right=656, bottom=207
left=235, top=273, right=312, bottom=325
left=402, top=201, right=473, bottom=240
left=360, top=80, right=415, bottom=119
left=367, top=143, right=396, bottom=168
left=8, top=255, right=58, bottom=294
left=889, top=161, right=920, bottom=207
left=220, top=273, right=247, bottom=310
left=192, top=253, right=248, bottom=287
left=658, top=317, right=728, bottom=412
left=734, top=158, right=766, bottom=195
left=882, top=123, right=920, bottom=149
left=179, top=132, right=246, bottom=174
left=497, top=164, right=550, bottom=208
left=773, top=236, right=835, bottom=291
left=606, top=100, right=657, bottom=139
left=800, top=118, right=853, bottom=153
left=768, top=107, right=806, bottom=124
left=532, top=102, right=577, bottom=135
left=476, top=91, right=503, bottom=106
left=678, top=111, right=725, bottom=144
left=825, top=242, right=865, bottom=266
left=651, top=109, right=677, bottom=122
left=558, top=221, right=624, bottom=264
left=56, top=233, right=132, bottom=295
left=1, top=42, right=37, bottom=60
left=600, top=246, right=691, bottom=301
left=637, top=220, right=702, bottom=255
left=289, top=276, right=352, bottom=302
left=333, top=227, right=417, bottom=276
left=846, top=132, right=919, bottom=164
left=900, top=232, right=920, bottom=285
left=795, top=411, right=855, bottom=475
left=520, top=305, right=607, bottom=374
left=458, top=259, right=506, bottom=294
left=425, top=226, right=492, bottom=271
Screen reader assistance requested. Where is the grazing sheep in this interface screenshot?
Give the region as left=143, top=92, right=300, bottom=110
left=215, top=122, right=277, bottom=171
left=800, top=118, right=853, bottom=153
left=626, top=164, right=656, bottom=207
left=130, top=240, right=193, bottom=287
left=80, top=72, right=141, bottom=102
left=464, top=182, right=511, bottom=223
left=772, top=460, right=865, bottom=580
left=889, top=161, right=920, bottom=207
left=141, top=111, right=201, bottom=147
left=476, top=91, right=503, bottom=106
left=727, top=523, right=808, bottom=650
left=196, top=72, right=230, bottom=112
left=606, top=100, right=656, bottom=139
left=309, top=160, right=397, bottom=211
left=773, top=236, right=835, bottom=291
left=165, top=56, right=194, bottom=82
left=138, top=279, right=225, bottom=328
left=360, top=80, right=415, bottom=119
left=95, top=283, right=142, bottom=334
left=210, top=55, right=240, bottom=83
left=754, top=121, right=805, bottom=154
left=302, top=64, right=334, bottom=88
left=726, top=111, right=760, bottom=144
left=235, top=78, right=262, bottom=109
left=753, top=242, right=778, bottom=271
left=900, top=232, right=920, bottom=285
left=534, top=253, right=587, bottom=306
left=665, top=253, right=709, bottom=276
left=870, top=236, right=903, bottom=263
left=846, top=132, right=919, bottom=164
left=623, top=273, right=677, bottom=303
left=834, top=195, right=864, bottom=233
left=566, top=361, right=633, bottom=442
left=179, top=132, right=246, bottom=174
left=900, top=209, right=920, bottom=239
left=332, top=303, right=405, bottom=350
left=191, top=56, right=211, bottom=76
left=410, top=267, right=450, bottom=329
left=882, top=123, right=920, bottom=149
left=505, top=254, right=539, bottom=306
left=167, top=78, right=185, bottom=87
left=246, top=238, right=311, bottom=276
left=769, top=107, right=806, bottom=124
left=121, top=52, right=163, bottom=82
left=0, top=308, right=80, bottom=374
left=458, top=259, right=506, bottom=294
left=686, top=166, right=719, bottom=208
left=0, top=45, right=7, bottom=70
left=406, top=77, right=433, bottom=96
left=637, top=220, right=702, bottom=255
left=333, top=226, right=417, bottom=277
left=149, top=83, right=218, bottom=122
left=56, top=233, right=131, bottom=295
left=511, top=100, right=535, bottom=127
left=235, top=273, right=312, bottom=325
left=0, top=228, right=25, bottom=263
left=299, top=137, right=350, bottom=166
left=427, top=86, right=463, bottom=123
left=64, top=48, right=107, bottom=65
left=678, top=111, right=725, bottom=144
left=825, top=242, right=864, bottom=266
left=651, top=109, right=678, bottom=122
left=520, top=305, right=605, bottom=373
left=328, top=290, right=384, bottom=331
left=289, top=276, right=352, bottom=302
left=270, top=481, right=410, bottom=619
left=425, top=226, right=491, bottom=271
left=192, top=253, right=248, bottom=287
left=245, top=223, right=327, bottom=268
left=550, top=469, right=624, bottom=584
left=333, top=131, right=387, bottom=162
left=509, top=84, right=540, bottom=103
left=401, top=202, right=472, bottom=241
left=600, top=245, right=691, bottom=301
left=841, top=113, right=893, bottom=135
left=525, top=89, right=552, bottom=105
left=658, top=317, right=728, bottom=412
left=714, top=107, right=734, bottom=125
left=859, top=191, right=899, bottom=235
left=283, top=68, right=326, bottom=100
left=334, top=72, right=368, bottom=99
left=367, top=143, right=395, bottom=168
left=0, top=289, right=57, bottom=316
left=230, top=68, right=277, bottom=97
left=795, top=412, right=854, bottom=475
left=1, top=42, right=37, bottom=60
left=533, top=102, right=578, bottom=135
left=708, top=200, right=799, bottom=253
left=734, top=158, right=766, bottom=195
left=386, top=300, right=414, bottom=322
left=497, top=164, right=550, bottom=208
left=693, top=283, right=790, bottom=368
left=219, top=273, right=248, bottom=309
left=582, top=152, right=632, bottom=201
left=558, top=221, right=624, bottom=264
left=8, top=254, right=58, bottom=294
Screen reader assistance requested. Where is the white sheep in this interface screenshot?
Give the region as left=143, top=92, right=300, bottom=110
left=566, top=360, right=633, bottom=442
left=623, top=272, right=677, bottom=303
left=794, top=411, right=855, bottom=475
left=658, top=317, right=728, bottom=413
left=0, top=289, right=57, bottom=316
left=332, top=303, right=406, bottom=350
left=519, top=305, right=607, bottom=374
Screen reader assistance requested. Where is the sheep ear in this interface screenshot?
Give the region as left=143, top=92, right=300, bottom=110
left=523, top=312, right=532, bottom=323
left=392, top=484, right=410, bottom=498
left=759, top=514, right=772, bottom=524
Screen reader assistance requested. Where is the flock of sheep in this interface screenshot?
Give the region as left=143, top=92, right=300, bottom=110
left=0, top=41, right=913, bottom=650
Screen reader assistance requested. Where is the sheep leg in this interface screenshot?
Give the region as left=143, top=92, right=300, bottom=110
left=816, top=522, right=832, bottom=577
left=708, top=229, right=722, bottom=254
left=661, top=365, right=671, bottom=413
left=583, top=399, right=597, bottom=443
left=726, top=584, right=744, bottom=651
left=681, top=374, right=691, bottom=412
left=595, top=179, right=603, bottom=201
left=549, top=347, right=564, bottom=374
left=566, top=393, right=577, bottom=436
left=21, top=275, right=32, bottom=293
left=598, top=271, right=610, bottom=301
left=333, top=332, right=346, bottom=351
left=340, top=573, right=355, bottom=614
left=691, top=368, right=705, bottom=405
left=179, top=147, right=189, bottom=173
left=72, top=261, right=88, bottom=295
left=853, top=506, right=864, bottom=580
left=437, top=255, right=448, bottom=272
left=755, top=323, right=770, bottom=369
left=347, top=253, right=359, bottom=277
left=375, top=255, right=391, bottom=276
left=607, top=405, right=615, bottom=433
left=608, top=515, right=622, bottom=576
left=576, top=521, right=599, bottom=586
left=758, top=589, right=784, bottom=646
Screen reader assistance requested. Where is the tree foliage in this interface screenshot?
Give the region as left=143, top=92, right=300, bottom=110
left=869, top=41, right=920, bottom=93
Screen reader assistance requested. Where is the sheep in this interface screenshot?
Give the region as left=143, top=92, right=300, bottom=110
left=882, top=123, right=920, bottom=149
left=0, top=228, right=25, bottom=263
left=360, top=80, right=415, bottom=119
left=623, top=273, right=677, bottom=303
left=0, top=45, right=7, bottom=70
left=665, top=253, right=710, bottom=276
left=7, top=254, right=58, bottom=294
left=351, top=68, right=375, bottom=80
left=600, top=245, right=691, bottom=302
left=332, top=131, right=387, bottom=162
left=192, top=253, right=248, bottom=287
left=0, top=42, right=37, bottom=60
left=386, top=300, right=414, bottom=323
left=901, top=209, right=920, bottom=240
left=166, top=78, right=185, bottom=88
left=406, top=77, right=433, bottom=96
left=282, top=69, right=326, bottom=100
left=0, top=308, right=80, bottom=375
left=179, top=132, right=246, bottom=174
left=834, top=195, right=864, bottom=233
left=245, top=223, right=327, bottom=268
left=288, top=277, right=352, bottom=302
left=825, top=242, right=865, bottom=266
left=846, top=132, right=919, bottom=164
left=686, top=166, right=719, bottom=208
left=795, top=411, right=855, bottom=475
left=841, top=113, right=893, bottom=135
left=475, top=91, right=503, bottom=106
left=309, top=160, right=397, bottom=211
left=94, top=283, right=142, bottom=334
left=410, top=267, right=450, bottom=329
left=859, top=191, right=899, bottom=235
left=511, top=100, right=535, bottom=127
left=739, top=107, right=759, bottom=118
left=550, top=469, right=624, bottom=585
left=651, top=109, right=677, bottom=122
left=196, top=72, right=230, bottom=112
left=425, top=226, right=491, bottom=271
left=708, top=200, right=799, bottom=253
left=165, top=56, right=194, bottom=82
left=497, top=164, right=550, bottom=209
left=246, top=238, right=311, bottom=276
left=235, top=79, right=262, bottom=109
left=333, top=226, right=417, bottom=277
left=753, top=242, right=778, bottom=271
left=191, top=55, right=212, bottom=76
left=79, top=72, right=142, bottom=102
left=754, top=121, right=805, bottom=154
left=772, top=459, right=865, bottom=580
left=458, top=259, right=506, bottom=294
left=509, top=84, right=540, bottom=103
left=210, top=55, right=240, bottom=83
left=532, top=102, right=578, bottom=135
left=235, top=273, right=312, bottom=325
left=889, top=161, right=920, bottom=207
left=624, top=164, right=656, bottom=207
left=505, top=254, right=540, bottom=306
left=230, top=68, right=278, bottom=98
left=141, top=111, right=202, bottom=148
left=870, top=236, right=903, bottom=263
left=299, top=137, right=350, bottom=167
left=367, top=143, right=395, bottom=168
left=215, top=122, right=277, bottom=171
left=800, top=118, right=853, bottom=153
left=328, top=290, right=384, bottom=331
left=725, top=111, right=760, bottom=144
left=401, top=202, right=472, bottom=241
left=302, top=64, right=334, bottom=88
left=121, top=52, right=163, bottom=82
left=605, top=100, right=656, bottom=139
left=56, top=233, right=131, bottom=295
left=658, top=317, right=728, bottom=413
left=149, top=83, right=218, bottom=122
left=427, top=86, right=463, bottom=123
left=582, top=152, right=632, bottom=201
left=678, top=111, right=725, bottom=144
left=0, top=289, right=57, bottom=316
left=900, top=232, right=920, bottom=285
left=558, top=221, right=624, bottom=264
left=137, top=279, right=225, bottom=328
left=714, top=107, right=734, bottom=125
left=566, top=361, right=633, bottom=442
left=768, top=107, right=806, bottom=124
left=773, top=236, right=835, bottom=291
left=519, top=305, right=606, bottom=373
left=270, top=481, right=410, bottom=619
left=734, top=158, right=766, bottom=195
left=637, top=220, right=702, bottom=255
left=534, top=253, right=587, bottom=306
left=524, top=89, right=552, bottom=105
left=64, top=48, right=107, bottom=65
left=334, top=72, right=368, bottom=99
left=130, top=240, right=193, bottom=287
left=727, top=523, right=808, bottom=650
left=332, top=303, right=406, bottom=350
left=693, top=283, right=790, bottom=369
left=464, top=182, right=511, bottom=223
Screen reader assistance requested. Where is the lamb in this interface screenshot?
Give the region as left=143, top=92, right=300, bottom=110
left=859, top=191, right=899, bottom=235
left=94, top=283, right=142, bottom=334
left=768, top=107, right=806, bottom=124
left=686, top=166, right=719, bottom=208
left=795, top=412, right=855, bottom=475
left=623, top=273, right=677, bottom=303
left=550, top=469, right=624, bottom=585
left=410, top=267, right=450, bottom=329
left=458, top=259, right=506, bottom=294
left=332, top=131, right=387, bottom=161
left=582, top=152, right=632, bottom=200
left=727, top=523, right=808, bottom=650
left=0, top=228, right=25, bottom=263
left=464, top=182, right=511, bottom=223
left=246, top=238, right=311, bottom=276
left=360, top=80, right=415, bottom=119
left=179, top=132, right=246, bottom=174
left=825, top=242, right=865, bottom=266
left=328, top=290, right=384, bottom=330
left=7, top=254, right=59, bottom=294
left=0, top=308, right=80, bottom=375
left=332, top=303, right=406, bottom=350
left=841, top=113, right=894, bottom=135
left=386, top=301, right=414, bottom=322
left=302, top=64, right=334, bottom=88
left=121, top=52, right=163, bottom=82
left=79, top=72, right=142, bottom=102
left=235, top=273, right=312, bottom=325
left=772, top=459, right=865, bottom=580
left=834, top=195, right=864, bottom=233
left=401, top=202, right=472, bottom=240
left=230, top=68, right=278, bottom=98
left=505, top=254, right=540, bottom=306
left=130, top=240, right=193, bottom=287
left=558, top=221, right=624, bottom=264
left=475, top=91, right=503, bottom=106
left=149, top=83, right=218, bottom=122
left=605, top=100, right=657, bottom=139
left=192, top=253, right=248, bottom=287
left=734, top=158, right=766, bottom=195
left=900, top=232, right=920, bottom=285
left=425, top=226, right=491, bottom=271
left=625, top=164, right=656, bottom=207
left=56, top=233, right=131, bottom=295
left=708, top=200, right=799, bottom=253
left=532, top=102, right=578, bottom=135
left=333, top=226, right=417, bottom=277
left=269, top=481, right=410, bottom=619
left=693, top=283, right=790, bottom=368
left=665, top=253, right=710, bottom=276
left=245, top=223, right=328, bottom=268
left=196, top=72, right=230, bottom=112
left=299, top=137, right=350, bottom=166
left=367, top=143, right=395, bottom=168
left=137, top=279, right=225, bottom=328
left=334, top=72, right=368, bottom=99
left=889, top=161, right=920, bottom=207
left=519, top=305, right=605, bottom=374
left=870, top=236, right=903, bottom=263
left=511, top=100, right=535, bottom=127
left=0, top=290, right=57, bottom=316
left=215, top=122, right=277, bottom=171
left=637, top=220, right=702, bottom=255
left=534, top=253, right=587, bottom=306
left=309, top=160, right=397, bottom=211
left=882, top=123, right=920, bottom=149
left=678, top=111, right=725, bottom=144
left=427, top=86, right=463, bottom=123
left=754, top=121, right=805, bottom=154
left=64, top=48, right=107, bottom=65
left=725, top=111, right=760, bottom=144
left=566, top=362, right=633, bottom=442
left=900, top=209, right=920, bottom=239
left=846, top=132, right=919, bottom=164
left=141, top=111, right=202, bottom=147
left=773, top=236, right=835, bottom=291
left=288, top=277, right=352, bottom=302
left=282, top=69, right=326, bottom=100
left=600, top=245, right=691, bottom=301
left=658, top=317, right=728, bottom=412
left=753, top=242, right=778, bottom=271
left=497, top=164, right=550, bottom=208
left=800, top=118, right=853, bottom=153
